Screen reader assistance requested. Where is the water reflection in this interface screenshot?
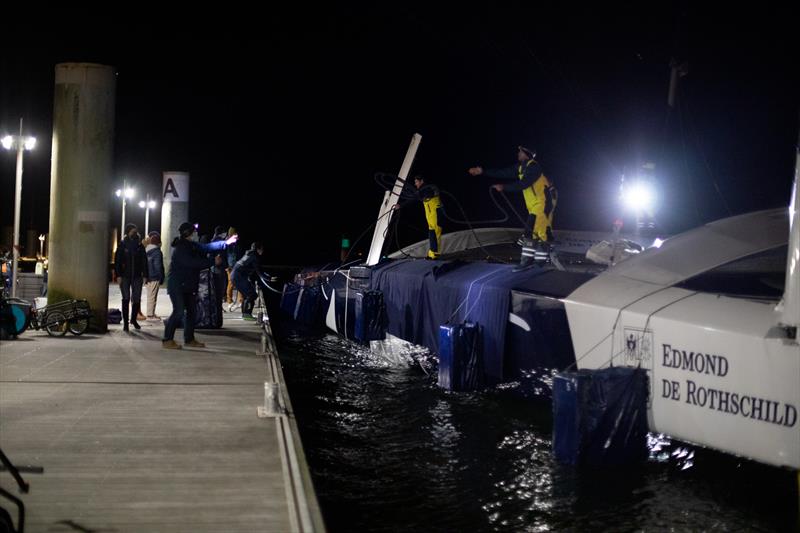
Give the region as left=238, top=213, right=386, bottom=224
left=279, top=332, right=798, bottom=532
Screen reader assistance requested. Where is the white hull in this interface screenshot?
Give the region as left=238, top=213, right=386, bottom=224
left=564, top=207, right=800, bottom=469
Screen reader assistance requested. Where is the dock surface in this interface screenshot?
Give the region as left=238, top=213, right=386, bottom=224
left=0, top=286, right=323, bottom=532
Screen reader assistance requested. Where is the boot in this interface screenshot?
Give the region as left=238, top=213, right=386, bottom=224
left=242, top=298, right=255, bottom=320
left=130, top=303, right=142, bottom=330
left=122, top=300, right=130, bottom=332
left=515, top=238, right=544, bottom=272
left=533, top=240, right=552, bottom=264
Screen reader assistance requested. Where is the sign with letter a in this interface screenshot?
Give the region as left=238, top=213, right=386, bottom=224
left=162, top=171, right=189, bottom=203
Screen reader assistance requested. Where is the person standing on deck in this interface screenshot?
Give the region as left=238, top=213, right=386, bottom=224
left=162, top=222, right=238, bottom=349
left=225, top=227, right=244, bottom=308
left=210, top=225, right=229, bottom=318
left=231, top=242, right=264, bottom=320
left=114, top=223, right=148, bottom=332
left=468, top=146, right=557, bottom=246
left=145, top=231, right=165, bottom=320
left=394, top=175, right=445, bottom=259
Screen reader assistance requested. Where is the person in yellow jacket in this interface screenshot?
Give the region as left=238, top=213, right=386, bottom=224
left=395, top=175, right=444, bottom=259
left=468, top=146, right=556, bottom=245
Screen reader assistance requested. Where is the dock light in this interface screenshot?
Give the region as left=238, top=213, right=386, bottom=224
left=115, top=179, right=136, bottom=236
left=621, top=181, right=655, bottom=212
left=138, top=193, right=157, bottom=235
left=2, top=119, right=38, bottom=298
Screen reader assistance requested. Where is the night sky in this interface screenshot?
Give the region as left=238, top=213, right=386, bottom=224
left=1, top=6, right=798, bottom=265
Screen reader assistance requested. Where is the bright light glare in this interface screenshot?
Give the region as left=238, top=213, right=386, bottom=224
left=621, top=182, right=654, bottom=212
left=24, top=137, right=36, bottom=150
left=652, top=238, right=664, bottom=248
left=148, top=200, right=157, bottom=209
left=138, top=201, right=146, bottom=208
left=115, top=189, right=122, bottom=197
left=1, top=136, right=13, bottom=150
left=124, top=188, right=135, bottom=199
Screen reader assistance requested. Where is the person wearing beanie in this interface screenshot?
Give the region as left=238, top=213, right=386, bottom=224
left=468, top=145, right=557, bottom=252
left=210, top=225, right=230, bottom=318
left=145, top=231, right=164, bottom=320
left=393, top=175, right=445, bottom=259
left=113, top=223, right=148, bottom=332
left=231, top=241, right=264, bottom=320
left=162, top=222, right=238, bottom=349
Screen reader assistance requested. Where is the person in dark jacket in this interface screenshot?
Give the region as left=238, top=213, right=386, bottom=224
left=210, top=225, right=229, bottom=317
left=114, top=223, right=148, bottom=332
left=145, top=231, right=165, bottom=319
left=231, top=242, right=264, bottom=320
left=162, top=222, right=237, bottom=349
left=469, top=146, right=557, bottom=245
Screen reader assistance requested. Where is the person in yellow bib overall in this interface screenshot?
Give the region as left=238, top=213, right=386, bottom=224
left=395, top=175, right=444, bottom=259
left=468, top=146, right=556, bottom=244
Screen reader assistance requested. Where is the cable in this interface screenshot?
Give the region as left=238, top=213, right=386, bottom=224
left=678, top=97, right=703, bottom=225
left=438, top=190, right=511, bottom=263
left=683, top=93, right=733, bottom=217
left=439, top=187, right=517, bottom=226
left=391, top=206, right=415, bottom=259
left=373, top=173, right=515, bottom=262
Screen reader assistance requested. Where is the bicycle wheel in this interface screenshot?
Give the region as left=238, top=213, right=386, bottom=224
left=45, top=311, right=68, bottom=337
left=68, top=317, right=90, bottom=336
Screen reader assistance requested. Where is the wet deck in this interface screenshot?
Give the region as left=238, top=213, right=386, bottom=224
left=0, top=285, right=323, bottom=532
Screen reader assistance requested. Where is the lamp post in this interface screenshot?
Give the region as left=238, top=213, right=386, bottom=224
left=2, top=118, right=37, bottom=297
left=115, top=179, right=135, bottom=237
left=138, top=194, right=157, bottom=236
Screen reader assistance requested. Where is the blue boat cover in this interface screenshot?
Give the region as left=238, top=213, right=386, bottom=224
left=354, top=290, right=388, bottom=343
left=553, top=367, right=649, bottom=466
left=438, top=323, right=484, bottom=391
left=370, top=259, right=557, bottom=385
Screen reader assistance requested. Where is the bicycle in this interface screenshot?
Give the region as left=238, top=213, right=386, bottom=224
left=30, top=299, right=92, bottom=337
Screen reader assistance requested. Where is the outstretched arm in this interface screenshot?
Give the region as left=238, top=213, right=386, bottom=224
left=501, top=162, right=541, bottom=192
left=481, top=165, right=518, bottom=180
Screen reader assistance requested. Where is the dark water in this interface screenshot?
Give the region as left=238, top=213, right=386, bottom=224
left=278, top=332, right=798, bottom=532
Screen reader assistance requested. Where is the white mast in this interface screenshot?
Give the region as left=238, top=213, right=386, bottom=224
left=366, top=133, right=421, bottom=266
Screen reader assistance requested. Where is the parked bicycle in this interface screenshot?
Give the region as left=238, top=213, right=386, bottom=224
left=30, top=299, right=92, bottom=337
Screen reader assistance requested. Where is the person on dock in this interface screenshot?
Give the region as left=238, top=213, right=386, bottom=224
left=145, top=231, right=164, bottom=320
left=225, top=227, right=244, bottom=309
left=114, top=223, right=148, bottom=332
left=210, top=225, right=229, bottom=318
left=231, top=242, right=264, bottom=320
left=162, top=222, right=238, bottom=349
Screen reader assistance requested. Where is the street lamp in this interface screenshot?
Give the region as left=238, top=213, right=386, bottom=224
left=115, top=179, right=135, bottom=238
left=2, top=118, right=36, bottom=298
left=138, top=194, right=157, bottom=235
